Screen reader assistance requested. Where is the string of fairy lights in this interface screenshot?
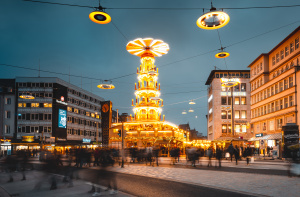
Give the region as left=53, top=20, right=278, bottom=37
left=2, top=0, right=300, bottom=119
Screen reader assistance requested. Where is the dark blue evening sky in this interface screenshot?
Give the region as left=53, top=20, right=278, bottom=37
left=1, top=0, right=299, bottom=135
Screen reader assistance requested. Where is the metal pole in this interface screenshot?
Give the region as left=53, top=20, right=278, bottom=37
left=121, top=121, right=124, bottom=168
left=231, top=87, right=235, bottom=136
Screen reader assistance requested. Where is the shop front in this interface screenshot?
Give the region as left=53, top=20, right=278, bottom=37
left=249, top=133, right=282, bottom=158
left=0, top=139, right=12, bottom=156
left=11, top=136, right=41, bottom=153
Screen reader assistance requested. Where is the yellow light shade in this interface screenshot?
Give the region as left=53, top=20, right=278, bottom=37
left=182, top=110, right=187, bottom=114
left=126, top=38, right=169, bottom=57
left=89, top=11, right=111, bottom=24
left=188, top=108, right=194, bottom=113
left=19, top=95, right=35, bottom=99
left=196, top=11, right=230, bottom=30
left=215, top=51, right=230, bottom=58
left=97, top=83, right=115, bottom=89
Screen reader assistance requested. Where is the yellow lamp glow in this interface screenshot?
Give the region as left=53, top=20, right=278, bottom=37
left=97, top=80, right=115, bottom=89
left=189, top=100, right=196, bottom=105
left=196, top=11, right=230, bottom=30
left=89, top=11, right=111, bottom=24
left=215, top=51, right=230, bottom=58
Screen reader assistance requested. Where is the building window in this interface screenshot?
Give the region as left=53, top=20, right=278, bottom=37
left=272, top=56, right=275, bottom=66
left=277, top=119, right=283, bottom=129
left=284, top=79, right=288, bottom=89
left=235, top=110, right=240, bottom=119
left=234, top=97, right=240, bottom=105
left=234, top=84, right=240, bottom=91
left=271, top=86, right=274, bottom=96
left=276, top=53, right=279, bottom=63
left=5, top=125, right=10, bottom=134
left=267, top=88, right=270, bottom=97
left=221, top=97, right=227, bottom=105
left=235, top=125, right=241, bottom=133
left=271, top=103, right=275, bottom=112
left=5, top=98, right=11, bottom=104
left=290, top=42, right=294, bottom=53
left=241, top=83, right=246, bottom=92
left=86, top=111, right=90, bottom=116
left=285, top=46, right=289, bottom=56
left=280, top=50, right=284, bottom=60
left=44, top=103, right=52, bottom=107
left=242, top=125, right=247, bottom=133
left=241, top=97, right=246, bottom=105
left=264, top=106, right=267, bottom=114
left=260, top=63, right=263, bottom=70
left=279, top=81, right=283, bottom=92
left=268, top=104, right=271, bottom=113
left=222, top=125, right=227, bottom=133
left=284, top=97, right=288, bottom=108
left=258, top=108, right=261, bottom=116
left=241, top=110, right=246, bottom=119
left=228, top=124, right=232, bottom=133
left=289, top=95, right=294, bottom=106
left=31, top=103, right=39, bottom=107
left=275, top=84, right=278, bottom=94
left=275, top=101, right=279, bottom=111
left=280, top=99, right=283, bottom=110
left=228, top=97, right=232, bottom=105
left=296, top=37, right=299, bottom=49
left=5, top=111, right=11, bottom=119
left=289, top=76, right=293, bottom=88
left=221, top=110, right=227, bottom=119
left=228, top=111, right=231, bottom=119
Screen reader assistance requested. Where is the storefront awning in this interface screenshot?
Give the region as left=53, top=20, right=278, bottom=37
left=248, top=133, right=282, bottom=141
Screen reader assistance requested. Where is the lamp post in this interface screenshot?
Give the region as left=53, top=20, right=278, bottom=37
left=221, top=77, right=240, bottom=137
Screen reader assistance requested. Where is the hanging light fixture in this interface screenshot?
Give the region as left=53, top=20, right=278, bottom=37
left=215, top=47, right=230, bottom=58
left=196, top=3, right=230, bottom=30
left=19, top=92, right=35, bottom=99
left=89, top=1, right=111, bottom=24
left=189, top=100, right=196, bottom=105
left=188, top=108, right=194, bottom=113
left=182, top=110, right=187, bottom=114
left=97, top=80, right=115, bottom=89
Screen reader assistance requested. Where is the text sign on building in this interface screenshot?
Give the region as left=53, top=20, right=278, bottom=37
left=83, top=138, right=91, bottom=143
left=58, top=109, right=67, bottom=128
left=256, top=133, right=263, bottom=137
left=101, top=101, right=112, bottom=146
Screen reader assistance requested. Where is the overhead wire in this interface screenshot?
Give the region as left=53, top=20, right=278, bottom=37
left=22, top=0, right=300, bottom=10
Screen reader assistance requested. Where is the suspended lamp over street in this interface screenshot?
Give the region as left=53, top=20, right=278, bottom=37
left=196, top=3, right=230, bottom=30
left=189, top=100, right=196, bottom=105
left=89, top=1, right=111, bottom=24
left=182, top=110, right=187, bottom=114
left=188, top=108, right=194, bottom=113
left=215, top=51, right=230, bottom=58
left=220, top=78, right=240, bottom=87
left=97, top=80, right=115, bottom=89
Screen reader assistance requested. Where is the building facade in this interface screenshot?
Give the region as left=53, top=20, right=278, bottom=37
left=205, top=70, right=251, bottom=141
left=0, top=79, right=16, bottom=155
left=10, top=77, right=105, bottom=151
left=248, top=26, right=300, bottom=155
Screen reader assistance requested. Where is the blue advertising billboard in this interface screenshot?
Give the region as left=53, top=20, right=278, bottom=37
left=58, top=109, right=67, bottom=128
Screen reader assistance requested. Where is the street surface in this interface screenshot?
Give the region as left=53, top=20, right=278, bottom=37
left=0, top=156, right=299, bottom=197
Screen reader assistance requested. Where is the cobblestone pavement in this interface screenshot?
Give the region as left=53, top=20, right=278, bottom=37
left=105, top=165, right=300, bottom=197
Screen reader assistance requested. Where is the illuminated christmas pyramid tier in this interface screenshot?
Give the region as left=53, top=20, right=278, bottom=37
left=109, top=38, right=188, bottom=148
left=127, top=38, right=169, bottom=122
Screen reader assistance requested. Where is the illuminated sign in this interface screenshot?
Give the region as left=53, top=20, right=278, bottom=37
left=255, top=133, right=263, bottom=137
left=61, top=96, right=64, bottom=101
left=56, top=99, right=68, bottom=105
left=22, top=136, right=34, bottom=142
left=83, top=138, right=91, bottom=143
left=220, top=92, right=246, bottom=96
left=58, top=109, right=67, bottom=128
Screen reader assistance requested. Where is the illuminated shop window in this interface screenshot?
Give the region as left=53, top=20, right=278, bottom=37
left=31, top=103, right=39, bottom=107
left=44, top=103, right=52, bottom=108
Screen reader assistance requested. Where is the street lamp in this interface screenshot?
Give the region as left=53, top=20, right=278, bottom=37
left=97, top=80, right=115, bottom=89
left=221, top=77, right=240, bottom=136
left=196, top=3, right=230, bottom=30
left=89, top=2, right=111, bottom=24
